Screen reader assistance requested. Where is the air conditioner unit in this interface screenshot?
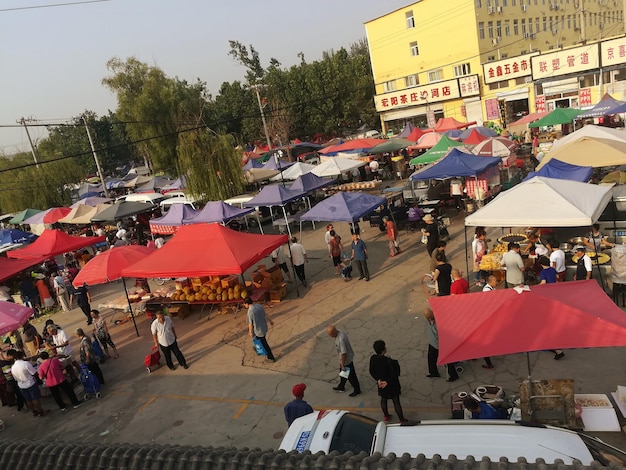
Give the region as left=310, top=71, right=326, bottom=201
left=488, top=6, right=495, bottom=13
left=492, top=38, right=499, bottom=46
left=599, top=22, right=605, bottom=29
left=530, top=33, right=536, bottom=39
left=552, top=28, right=558, bottom=34
left=522, top=4, right=528, bottom=12
left=497, top=6, right=503, bottom=13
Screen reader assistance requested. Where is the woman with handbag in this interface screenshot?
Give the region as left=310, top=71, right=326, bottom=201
left=91, top=310, right=119, bottom=359
left=369, top=340, right=407, bottom=423
left=38, top=351, right=81, bottom=410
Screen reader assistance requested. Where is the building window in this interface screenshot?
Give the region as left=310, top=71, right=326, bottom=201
left=512, top=0, right=516, bottom=5
left=405, top=74, right=419, bottom=87
left=475, top=0, right=481, bottom=7
left=383, top=80, right=397, bottom=93
left=515, top=77, right=528, bottom=85
left=502, top=53, right=509, bottom=58
left=410, top=41, right=419, bottom=56
left=496, top=20, right=502, bottom=37
left=567, top=14, right=571, bottom=28
left=503, top=0, right=508, bottom=5
left=543, top=16, right=547, bottom=31
left=428, top=69, right=444, bottom=83
left=488, top=80, right=510, bottom=90
left=488, top=21, right=494, bottom=38
left=479, top=22, right=485, bottom=39
left=514, top=19, right=519, bottom=35
left=406, top=11, right=415, bottom=29
left=454, top=63, right=472, bottom=77
left=505, top=20, right=511, bottom=35
left=521, top=19, right=526, bottom=35
left=536, top=18, right=540, bottom=33
left=487, top=55, right=496, bottom=61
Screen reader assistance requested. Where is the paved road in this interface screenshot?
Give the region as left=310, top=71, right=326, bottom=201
left=2, top=208, right=626, bottom=451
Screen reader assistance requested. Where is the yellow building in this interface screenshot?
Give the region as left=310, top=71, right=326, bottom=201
left=365, top=0, right=625, bottom=133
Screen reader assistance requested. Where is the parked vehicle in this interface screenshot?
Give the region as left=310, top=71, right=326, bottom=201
left=280, top=410, right=626, bottom=466
left=223, top=194, right=272, bottom=227
left=116, top=192, right=166, bottom=205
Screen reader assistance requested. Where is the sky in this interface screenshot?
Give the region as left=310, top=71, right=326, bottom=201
left=0, top=0, right=411, bottom=154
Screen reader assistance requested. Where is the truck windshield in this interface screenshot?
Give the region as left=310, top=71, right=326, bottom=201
left=329, top=413, right=378, bottom=454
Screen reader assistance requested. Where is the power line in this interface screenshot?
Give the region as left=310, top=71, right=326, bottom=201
left=0, top=0, right=110, bottom=13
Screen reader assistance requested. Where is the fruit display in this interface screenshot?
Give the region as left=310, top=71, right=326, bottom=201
left=572, top=251, right=610, bottom=266
left=169, top=277, right=248, bottom=302
left=492, top=243, right=508, bottom=253
left=479, top=252, right=503, bottom=271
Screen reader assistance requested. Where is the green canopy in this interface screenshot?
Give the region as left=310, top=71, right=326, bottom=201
left=369, top=138, right=415, bottom=154
left=8, top=208, right=42, bottom=225
left=528, top=108, right=583, bottom=128
left=409, top=135, right=465, bottom=166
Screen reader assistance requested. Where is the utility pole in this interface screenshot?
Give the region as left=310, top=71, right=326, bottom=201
left=18, top=117, right=40, bottom=168
left=249, top=83, right=272, bottom=150
left=82, top=116, right=110, bottom=198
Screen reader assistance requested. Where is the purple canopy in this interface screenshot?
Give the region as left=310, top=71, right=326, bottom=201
left=398, top=123, right=414, bottom=138
left=263, top=157, right=296, bottom=171
left=300, top=192, right=386, bottom=223
left=289, top=173, right=335, bottom=193
left=243, top=185, right=306, bottom=207
left=149, top=204, right=199, bottom=230
left=244, top=158, right=263, bottom=170
left=183, top=201, right=254, bottom=224
left=578, top=93, right=626, bottom=119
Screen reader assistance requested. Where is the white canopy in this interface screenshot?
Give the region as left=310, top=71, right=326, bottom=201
left=551, top=125, right=626, bottom=151
left=311, top=157, right=366, bottom=177
left=269, top=162, right=316, bottom=181
left=465, top=176, right=613, bottom=227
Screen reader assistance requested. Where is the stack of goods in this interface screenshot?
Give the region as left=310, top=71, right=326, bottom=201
left=169, top=276, right=248, bottom=302
left=252, top=265, right=286, bottom=302
left=128, top=288, right=152, bottom=302
left=479, top=253, right=503, bottom=271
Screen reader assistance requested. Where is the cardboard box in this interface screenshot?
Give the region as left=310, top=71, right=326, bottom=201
left=190, top=276, right=210, bottom=287
left=269, top=283, right=287, bottom=302
left=267, top=266, right=284, bottom=283
left=175, top=278, right=189, bottom=290
left=167, top=304, right=189, bottom=320
left=221, top=275, right=239, bottom=289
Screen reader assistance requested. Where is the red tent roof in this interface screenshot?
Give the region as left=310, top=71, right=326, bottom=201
left=0, top=257, right=47, bottom=283
left=319, top=138, right=387, bottom=154
left=508, top=111, right=548, bottom=127
left=406, top=127, right=425, bottom=142
left=121, top=223, right=289, bottom=278
left=428, top=281, right=626, bottom=365
left=72, top=245, right=155, bottom=287
left=462, top=129, right=488, bottom=145
left=433, top=117, right=476, bottom=132
left=7, top=229, right=105, bottom=260
left=43, top=207, right=71, bottom=224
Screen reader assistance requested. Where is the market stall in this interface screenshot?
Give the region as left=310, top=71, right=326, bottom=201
left=7, top=229, right=105, bottom=260
left=149, top=203, right=199, bottom=235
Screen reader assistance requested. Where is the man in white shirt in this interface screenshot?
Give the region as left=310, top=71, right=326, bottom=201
left=271, top=245, right=292, bottom=282
left=289, top=236, right=308, bottom=287
left=47, top=324, right=73, bottom=357
left=574, top=246, right=593, bottom=281
left=8, top=350, right=48, bottom=416
left=550, top=243, right=566, bottom=282
left=151, top=311, right=188, bottom=370
left=155, top=236, right=165, bottom=249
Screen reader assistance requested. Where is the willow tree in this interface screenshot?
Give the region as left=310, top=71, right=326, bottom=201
left=177, top=130, right=244, bottom=201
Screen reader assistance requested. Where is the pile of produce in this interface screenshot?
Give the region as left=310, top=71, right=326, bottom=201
left=479, top=252, right=503, bottom=271
left=170, top=284, right=247, bottom=302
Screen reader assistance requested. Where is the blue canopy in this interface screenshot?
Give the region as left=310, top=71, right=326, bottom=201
left=243, top=185, right=306, bottom=207
left=0, top=229, right=37, bottom=245
left=243, top=158, right=263, bottom=170
left=410, top=148, right=501, bottom=181
left=578, top=93, right=626, bottom=119
left=524, top=158, right=592, bottom=183
left=289, top=173, right=335, bottom=193
left=149, top=203, right=199, bottom=228
left=300, top=192, right=386, bottom=223
left=184, top=201, right=254, bottom=224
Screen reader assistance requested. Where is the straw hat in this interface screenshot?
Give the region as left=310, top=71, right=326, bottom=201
left=423, top=214, right=434, bottom=223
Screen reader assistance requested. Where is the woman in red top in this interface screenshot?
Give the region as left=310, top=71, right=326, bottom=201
left=38, top=351, right=81, bottom=410
left=329, top=231, right=344, bottom=275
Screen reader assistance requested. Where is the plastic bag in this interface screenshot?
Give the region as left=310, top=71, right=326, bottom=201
left=252, top=338, right=267, bottom=356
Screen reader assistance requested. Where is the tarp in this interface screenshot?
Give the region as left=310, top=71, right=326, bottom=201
left=434, top=117, right=475, bottom=132
left=269, top=162, right=316, bottom=181
left=22, top=208, right=53, bottom=225
left=183, top=201, right=253, bottom=225
left=368, top=138, right=414, bottom=154
left=90, top=201, right=157, bottom=222
left=77, top=182, right=104, bottom=197
left=429, top=280, right=626, bottom=365
left=319, top=138, right=387, bottom=155
left=458, top=126, right=498, bottom=141
left=577, top=93, right=626, bottom=118
left=149, top=204, right=200, bottom=235
left=0, top=229, right=37, bottom=245
left=311, top=157, right=366, bottom=177
left=537, top=137, right=626, bottom=170
left=409, top=135, right=465, bottom=166
left=528, top=107, right=583, bottom=127
left=135, top=176, right=174, bottom=192
left=7, top=229, right=105, bottom=260
left=550, top=124, right=626, bottom=151
left=299, top=192, right=386, bottom=223
left=120, top=224, right=289, bottom=277
left=524, top=158, right=592, bottom=183
left=410, top=148, right=501, bottom=181
left=243, top=185, right=306, bottom=208
left=289, top=173, right=336, bottom=193
left=0, top=256, right=46, bottom=283
left=70, top=196, right=112, bottom=208
left=8, top=209, right=42, bottom=225
left=464, top=176, right=613, bottom=227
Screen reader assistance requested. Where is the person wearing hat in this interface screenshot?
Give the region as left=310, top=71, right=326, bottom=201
left=574, top=246, right=592, bottom=281
left=284, top=383, right=313, bottom=426
left=421, top=213, right=439, bottom=257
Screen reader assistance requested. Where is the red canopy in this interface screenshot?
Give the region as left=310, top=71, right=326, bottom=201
left=508, top=112, right=549, bottom=127
left=121, top=223, right=289, bottom=278
left=462, top=129, right=488, bottom=145
left=0, top=257, right=47, bottom=283
left=72, top=245, right=155, bottom=287
left=43, top=207, right=71, bottom=224
left=319, top=138, right=387, bottom=154
left=7, top=229, right=105, bottom=260
left=429, top=281, right=626, bottom=365
left=406, top=127, right=425, bottom=142
left=433, top=117, right=476, bottom=132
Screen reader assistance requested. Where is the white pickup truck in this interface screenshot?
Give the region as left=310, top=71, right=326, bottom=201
left=280, top=410, right=626, bottom=466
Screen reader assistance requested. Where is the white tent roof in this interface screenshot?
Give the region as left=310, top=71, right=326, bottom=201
left=311, top=157, right=366, bottom=177
left=269, top=162, right=316, bottom=182
left=465, top=176, right=613, bottom=227
left=551, top=125, right=626, bottom=151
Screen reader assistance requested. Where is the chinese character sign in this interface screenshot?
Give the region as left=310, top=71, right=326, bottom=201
left=531, top=44, right=599, bottom=80
left=374, top=79, right=461, bottom=111
left=601, top=37, right=626, bottom=67
left=485, top=99, right=500, bottom=120
left=458, top=75, right=480, bottom=97
left=482, top=53, right=538, bottom=84
left=535, top=95, right=546, bottom=113
left=579, top=88, right=592, bottom=107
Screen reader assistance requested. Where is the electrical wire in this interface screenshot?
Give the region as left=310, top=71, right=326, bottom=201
left=0, top=0, right=110, bottom=13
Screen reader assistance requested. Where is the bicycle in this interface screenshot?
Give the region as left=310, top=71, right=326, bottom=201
left=421, top=273, right=437, bottom=296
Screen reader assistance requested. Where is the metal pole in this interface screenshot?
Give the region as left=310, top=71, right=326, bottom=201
left=250, top=84, right=272, bottom=151
left=83, top=116, right=110, bottom=198
left=121, top=278, right=140, bottom=337
left=281, top=205, right=292, bottom=238
left=19, top=118, right=40, bottom=168
left=591, top=232, right=605, bottom=289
